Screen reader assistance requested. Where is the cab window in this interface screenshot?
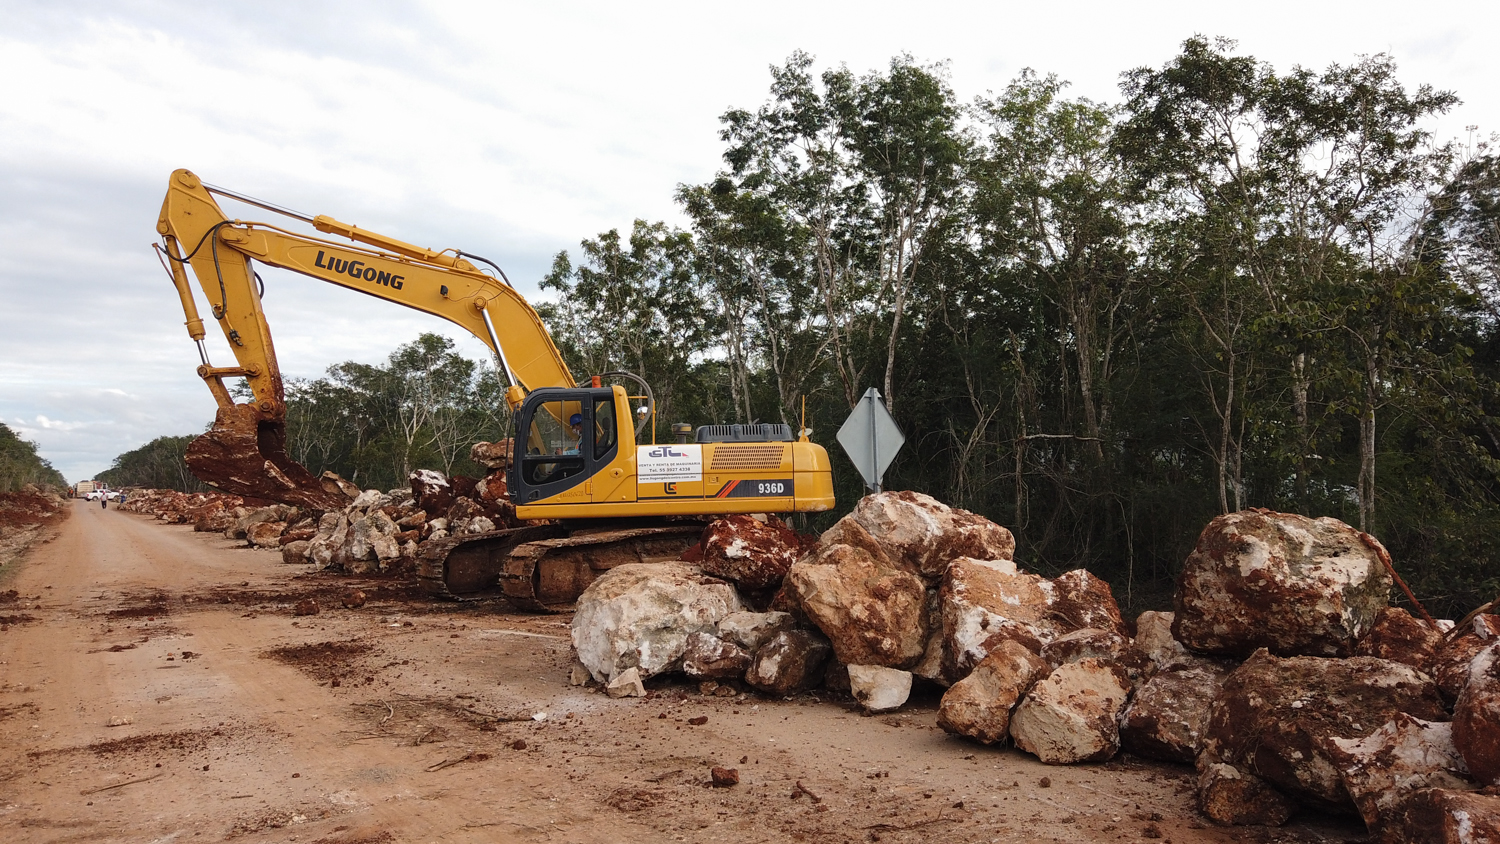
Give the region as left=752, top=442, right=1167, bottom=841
left=521, top=400, right=585, bottom=485
left=593, top=398, right=616, bottom=460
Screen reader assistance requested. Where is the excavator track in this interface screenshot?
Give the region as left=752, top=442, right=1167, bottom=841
left=418, top=523, right=703, bottom=612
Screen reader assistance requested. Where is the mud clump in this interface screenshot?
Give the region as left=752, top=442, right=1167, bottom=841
left=262, top=640, right=376, bottom=682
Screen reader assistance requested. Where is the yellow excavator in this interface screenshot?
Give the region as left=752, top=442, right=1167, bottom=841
left=155, top=169, right=834, bottom=609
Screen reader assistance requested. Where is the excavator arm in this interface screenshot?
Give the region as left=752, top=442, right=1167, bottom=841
left=155, top=168, right=574, bottom=508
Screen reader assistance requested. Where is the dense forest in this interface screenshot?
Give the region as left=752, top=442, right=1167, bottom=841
left=0, top=423, right=66, bottom=492
left=96, top=434, right=209, bottom=492
left=118, top=38, right=1500, bottom=616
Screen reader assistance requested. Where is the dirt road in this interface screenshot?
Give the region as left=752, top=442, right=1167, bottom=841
left=0, top=502, right=1359, bottom=843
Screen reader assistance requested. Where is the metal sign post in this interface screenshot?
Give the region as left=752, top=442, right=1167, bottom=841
left=836, top=388, right=906, bottom=493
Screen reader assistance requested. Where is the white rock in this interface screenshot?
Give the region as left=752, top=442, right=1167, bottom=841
left=351, top=489, right=383, bottom=509
left=716, top=611, right=794, bottom=652
left=605, top=667, right=646, bottom=698
left=847, top=665, right=912, bottom=712
left=466, top=516, right=495, bottom=534
left=1329, top=714, right=1474, bottom=840
left=571, top=562, right=743, bottom=683
left=1010, top=658, right=1132, bottom=764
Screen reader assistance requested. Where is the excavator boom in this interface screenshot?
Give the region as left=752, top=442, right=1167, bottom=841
left=156, top=169, right=573, bottom=507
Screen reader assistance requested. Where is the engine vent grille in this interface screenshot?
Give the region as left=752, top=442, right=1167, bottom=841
left=709, top=444, right=788, bottom=471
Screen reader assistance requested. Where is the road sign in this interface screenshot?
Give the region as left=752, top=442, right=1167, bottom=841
left=836, top=388, right=905, bottom=493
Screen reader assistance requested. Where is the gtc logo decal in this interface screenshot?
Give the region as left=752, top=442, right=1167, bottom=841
left=315, top=251, right=404, bottom=289
left=647, top=446, right=688, bottom=458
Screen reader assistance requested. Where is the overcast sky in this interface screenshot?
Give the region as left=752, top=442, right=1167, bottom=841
left=2, top=0, right=1496, bottom=483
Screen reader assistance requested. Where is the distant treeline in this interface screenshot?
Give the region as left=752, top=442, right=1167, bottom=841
left=111, top=38, right=1500, bottom=617
left=0, top=423, right=66, bottom=492
left=97, top=435, right=209, bottom=492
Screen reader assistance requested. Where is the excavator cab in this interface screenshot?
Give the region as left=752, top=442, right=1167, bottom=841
left=509, top=386, right=625, bottom=506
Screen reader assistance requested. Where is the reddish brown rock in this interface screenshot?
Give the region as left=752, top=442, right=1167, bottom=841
left=278, top=528, right=316, bottom=545
left=1041, top=627, right=1151, bottom=681
left=1435, top=615, right=1500, bottom=703
left=823, top=491, right=1015, bottom=578
left=280, top=540, right=310, bottom=565
left=470, top=439, right=513, bottom=470
left=1196, top=761, right=1294, bottom=827
left=681, top=632, right=752, bottom=680
left=1356, top=606, right=1444, bottom=672
left=1050, top=570, right=1127, bottom=636
left=245, top=520, right=286, bottom=549
left=1456, top=641, right=1500, bottom=787
left=409, top=469, right=455, bottom=515
left=1397, top=788, right=1500, bottom=843
left=937, top=639, right=1049, bottom=745
left=1010, top=658, right=1133, bottom=764
left=1327, top=715, right=1474, bottom=843
left=938, top=557, right=1048, bottom=682
left=1121, top=666, right=1228, bottom=764
left=710, top=767, right=739, bottom=787
left=292, top=599, right=319, bottom=616
left=784, top=541, right=927, bottom=669
left=475, top=470, right=509, bottom=503
left=745, top=629, right=831, bottom=695
left=1173, top=510, right=1393, bottom=658
left=1203, top=650, right=1447, bottom=809
left=341, top=589, right=367, bottom=609
left=699, top=515, right=810, bottom=591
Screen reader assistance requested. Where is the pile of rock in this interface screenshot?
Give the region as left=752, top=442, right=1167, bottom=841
left=121, top=441, right=521, bottom=573
left=570, top=497, right=1500, bottom=840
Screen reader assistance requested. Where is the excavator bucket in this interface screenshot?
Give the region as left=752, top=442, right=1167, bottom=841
left=185, top=404, right=351, bottom=511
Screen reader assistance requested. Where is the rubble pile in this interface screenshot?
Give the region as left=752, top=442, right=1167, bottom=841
left=566, top=495, right=1500, bottom=839
left=120, top=441, right=522, bottom=573
left=116, top=451, right=1500, bottom=837
left=0, top=484, right=70, bottom=568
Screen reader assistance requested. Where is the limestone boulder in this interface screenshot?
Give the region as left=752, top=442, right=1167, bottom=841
left=409, top=469, right=455, bottom=515
left=1196, top=762, right=1295, bottom=827
left=1121, top=666, right=1228, bottom=764
left=1041, top=627, right=1151, bottom=681
left=938, top=557, right=1048, bottom=681
left=281, top=540, right=310, bottom=565
left=1049, top=569, right=1127, bottom=636
left=1135, top=610, right=1221, bottom=672
left=847, top=665, right=912, bottom=713
left=245, top=520, right=286, bottom=549
left=1355, top=606, right=1444, bottom=672
left=1173, top=509, right=1393, bottom=658
left=823, top=491, right=1015, bottom=578
left=227, top=505, right=287, bottom=540
left=1396, top=788, right=1500, bottom=844
left=715, top=611, right=794, bottom=652
left=1455, top=641, right=1500, bottom=787
left=470, top=439, right=513, bottom=470
left=1327, top=715, right=1474, bottom=843
left=1202, top=649, right=1447, bottom=809
left=570, top=562, right=743, bottom=683
left=937, top=639, right=1049, bottom=745
left=784, top=541, right=927, bottom=668
left=474, top=471, right=508, bottom=504
left=699, top=515, right=809, bottom=591
left=681, top=632, right=752, bottom=680
left=1010, top=658, right=1132, bottom=764
left=1434, top=615, right=1500, bottom=703
left=745, top=629, right=831, bottom=696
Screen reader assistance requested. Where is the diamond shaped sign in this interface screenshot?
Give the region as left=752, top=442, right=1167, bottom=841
left=836, top=388, right=905, bottom=493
